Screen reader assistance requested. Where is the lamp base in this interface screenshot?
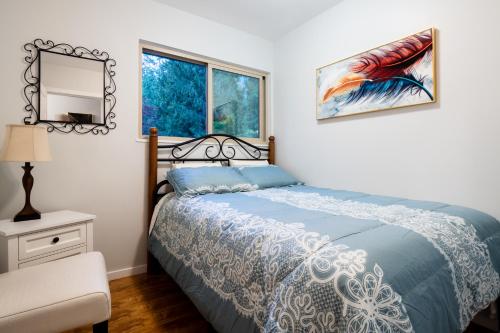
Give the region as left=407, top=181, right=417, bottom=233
left=14, top=210, right=41, bottom=222
left=13, top=162, right=41, bottom=222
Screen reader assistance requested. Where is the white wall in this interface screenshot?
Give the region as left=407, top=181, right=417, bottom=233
left=0, top=0, right=273, bottom=277
left=274, top=0, right=500, bottom=220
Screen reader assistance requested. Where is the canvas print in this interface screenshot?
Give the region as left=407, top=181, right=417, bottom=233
left=317, top=28, right=436, bottom=119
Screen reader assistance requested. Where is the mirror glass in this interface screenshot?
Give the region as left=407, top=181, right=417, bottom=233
left=39, top=51, right=105, bottom=124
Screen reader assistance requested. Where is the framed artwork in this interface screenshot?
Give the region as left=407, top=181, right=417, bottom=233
left=316, top=28, right=436, bottom=119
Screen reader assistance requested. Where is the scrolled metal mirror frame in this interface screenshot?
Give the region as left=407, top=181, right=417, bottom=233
left=23, top=39, right=117, bottom=134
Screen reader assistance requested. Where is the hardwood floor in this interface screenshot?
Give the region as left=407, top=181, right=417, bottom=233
left=67, top=273, right=496, bottom=333
left=67, top=273, right=211, bottom=333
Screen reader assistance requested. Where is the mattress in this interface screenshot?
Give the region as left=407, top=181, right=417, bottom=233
left=149, top=185, right=500, bottom=333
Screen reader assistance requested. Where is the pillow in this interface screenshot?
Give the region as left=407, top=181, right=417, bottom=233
left=171, top=161, right=222, bottom=169
left=229, top=159, right=269, bottom=167
left=236, top=165, right=302, bottom=189
left=167, top=166, right=257, bottom=197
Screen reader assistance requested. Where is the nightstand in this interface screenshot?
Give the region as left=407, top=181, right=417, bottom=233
left=0, top=210, right=95, bottom=273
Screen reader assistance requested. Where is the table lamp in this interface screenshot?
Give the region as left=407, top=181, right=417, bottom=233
left=1, top=124, right=52, bottom=222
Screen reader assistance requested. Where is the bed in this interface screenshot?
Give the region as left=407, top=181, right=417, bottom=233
left=146, top=128, right=500, bottom=333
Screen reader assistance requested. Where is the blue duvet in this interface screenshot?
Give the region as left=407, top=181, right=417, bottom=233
left=149, top=185, right=500, bottom=333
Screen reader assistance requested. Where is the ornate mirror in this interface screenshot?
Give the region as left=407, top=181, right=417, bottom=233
left=23, top=39, right=116, bottom=134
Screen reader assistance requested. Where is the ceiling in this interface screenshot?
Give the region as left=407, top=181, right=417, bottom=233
left=155, top=0, right=343, bottom=40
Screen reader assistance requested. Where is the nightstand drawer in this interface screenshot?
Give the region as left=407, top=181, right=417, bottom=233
left=18, top=246, right=86, bottom=269
left=18, top=223, right=87, bottom=260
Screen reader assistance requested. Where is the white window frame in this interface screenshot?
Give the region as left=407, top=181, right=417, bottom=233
left=139, top=42, right=267, bottom=144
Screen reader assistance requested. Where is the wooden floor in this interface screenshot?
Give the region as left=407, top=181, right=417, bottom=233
left=67, top=273, right=495, bottom=333
left=67, top=273, right=211, bottom=333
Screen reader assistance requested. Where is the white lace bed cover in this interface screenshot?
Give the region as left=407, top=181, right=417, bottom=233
left=149, top=192, right=175, bottom=235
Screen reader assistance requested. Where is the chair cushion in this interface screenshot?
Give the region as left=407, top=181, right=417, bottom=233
left=0, top=252, right=111, bottom=333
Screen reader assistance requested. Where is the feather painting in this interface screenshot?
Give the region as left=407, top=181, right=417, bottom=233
left=317, top=28, right=436, bottom=119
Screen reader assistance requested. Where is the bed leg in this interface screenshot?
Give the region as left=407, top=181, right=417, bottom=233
left=147, top=251, right=163, bottom=275
left=93, top=320, right=108, bottom=333
left=496, top=298, right=500, bottom=333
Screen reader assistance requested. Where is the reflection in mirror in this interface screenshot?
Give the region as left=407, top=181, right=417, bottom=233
left=39, top=51, right=104, bottom=124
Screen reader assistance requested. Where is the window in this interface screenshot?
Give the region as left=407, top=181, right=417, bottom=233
left=140, top=45, right=266, bottom=142
left=212, top=69, right=260, bottom=138
left=142, top=52, right=207, bottom=138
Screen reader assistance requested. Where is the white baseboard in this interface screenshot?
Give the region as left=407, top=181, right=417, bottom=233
left=107, top=264, right=147, bottom=280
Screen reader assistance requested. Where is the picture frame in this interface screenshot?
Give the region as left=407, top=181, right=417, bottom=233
left=316, top=28, right=436, bottom=119
left=23, top=39, right=117, bottom=134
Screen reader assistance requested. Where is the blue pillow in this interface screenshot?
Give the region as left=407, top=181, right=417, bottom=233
left=167, top=167, right=257, bottom=197
left=236, top=165, right=302, bottom=189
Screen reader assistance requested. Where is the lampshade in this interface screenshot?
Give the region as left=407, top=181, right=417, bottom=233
left=1, top=124, right=52, bottom=162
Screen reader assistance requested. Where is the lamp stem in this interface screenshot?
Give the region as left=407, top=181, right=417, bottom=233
left=14, top=162, right=41, bottom=222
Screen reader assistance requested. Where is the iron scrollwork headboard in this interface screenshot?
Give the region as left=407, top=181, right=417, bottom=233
left=158, top=134, right=269, bottom=163
left=147, top=127, right=276, bottom=215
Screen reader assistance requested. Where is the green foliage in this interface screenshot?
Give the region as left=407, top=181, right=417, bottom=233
left=142, top=53, right=206, bottom=137
left=142, top=53, right=260, bottom=139
left=213, top=69, right=260, bottom=138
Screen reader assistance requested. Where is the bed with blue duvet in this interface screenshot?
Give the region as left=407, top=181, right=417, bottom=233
left=148, top=165, right=500, bottom=333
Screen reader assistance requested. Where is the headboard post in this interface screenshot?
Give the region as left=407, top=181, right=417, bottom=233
left=148, top=127, right=158, bottom=221
left=147, top=127, right=162, bottom=274
left=268, top=136, right=275, bottom=165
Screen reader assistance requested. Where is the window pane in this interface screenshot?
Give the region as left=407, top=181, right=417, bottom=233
left=142, top=52, right=207, bottom=137
left=212, top=69, right=260, bottom=138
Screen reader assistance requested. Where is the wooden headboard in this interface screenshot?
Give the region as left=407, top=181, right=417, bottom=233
left=147, top=127, right=275, bottom=224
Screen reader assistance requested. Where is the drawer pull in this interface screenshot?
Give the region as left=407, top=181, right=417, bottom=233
left=52, top=237, right=60, bottom=244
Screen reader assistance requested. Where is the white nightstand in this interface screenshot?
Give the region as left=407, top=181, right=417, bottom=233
left=0, top=210, right=95, bottom=273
